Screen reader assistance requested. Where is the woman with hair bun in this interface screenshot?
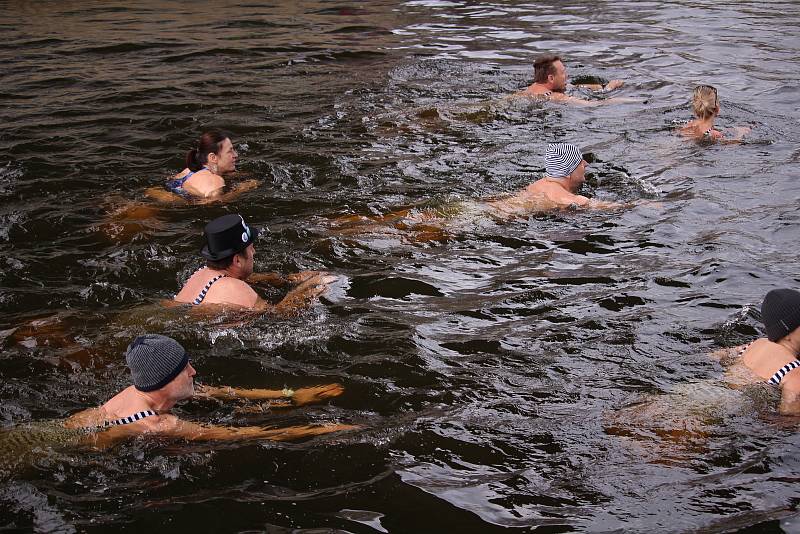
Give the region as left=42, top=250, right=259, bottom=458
left=163, top=130, right=258, bottom=200
left=678, top=85, right=749, bottom=142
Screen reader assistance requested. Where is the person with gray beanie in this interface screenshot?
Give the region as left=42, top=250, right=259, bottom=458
left=714, top=288, right=800, bottom=415
left=64, top=334, right=357, bottom=445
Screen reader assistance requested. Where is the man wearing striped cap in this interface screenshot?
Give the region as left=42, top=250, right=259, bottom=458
left=490, top=143, right=618, bottom=213
left=65, top=334, right=356, bottom=445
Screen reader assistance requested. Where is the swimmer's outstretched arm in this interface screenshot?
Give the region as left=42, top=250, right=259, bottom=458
left=267, top=273, right=338, bottom=316
left=214, top=179, right=261, bottom=202
left=195, top=383, right=344, bottom=407
left=143, top=187, right=187, bottom=204
left=247, top=270, right=328, bottom=288
left=779, top=390, right=800, bottom=416
left=162, top=419, right=359, bottom=442
left=573, top=79, right=624, bottom=92
left=708, top=343, right=750, bottom=361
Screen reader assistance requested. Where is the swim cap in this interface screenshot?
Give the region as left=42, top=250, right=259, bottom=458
left=125, top=334, right=189, bottom=392
left=761, top=289, right=800, bottom=342
left=545, top=143, right=583, bottom=178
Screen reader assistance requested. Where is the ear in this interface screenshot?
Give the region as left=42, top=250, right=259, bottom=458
left=207, top=151, right=219, bottom=164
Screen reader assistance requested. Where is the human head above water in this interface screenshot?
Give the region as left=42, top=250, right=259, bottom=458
left=185, top=130, right=237, bottom=173
left=761, top=288, right=800, bottom=342
left=534, top=54, right=566, bottom=92
left=692, top=85, right=719, bottom=120
left=125, top=334, right=192, bottom=393
left=545, top=142, right=584, bottom=178
left=201, top=214, right=260, bottom=272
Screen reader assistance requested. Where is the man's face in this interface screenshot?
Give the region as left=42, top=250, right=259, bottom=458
left=239, top=244, right=255, bottom=279
left=169, top=362, right=196, bottom=401
left=552, top=60, right=567, bottom=92
left=570, top=160, right=587, bottom=186
left=212, top=138, right=238, bottom=174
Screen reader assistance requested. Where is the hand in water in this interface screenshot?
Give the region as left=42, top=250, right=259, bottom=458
left=235, top=179, right=260, bottom=192
left=605, top=79, right=624, bottom=91
left=291, top=383, right=345, bottom=406
left=286, top=270, right=326, bottom=285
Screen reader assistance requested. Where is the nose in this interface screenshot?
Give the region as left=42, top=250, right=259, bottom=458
left=187, top=363, right=197, bottom=377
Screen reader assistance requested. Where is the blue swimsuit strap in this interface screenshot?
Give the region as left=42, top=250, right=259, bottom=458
left=172, top=166, right=211, bottom=188
left=193, top=273, right=226, bottom=305
left=768, top=359, right=800, bottom=386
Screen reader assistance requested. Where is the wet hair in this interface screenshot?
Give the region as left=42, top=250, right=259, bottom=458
left=185, top=130, right=232, bottom=172
left=533, top=55, right=562, bottom=84
left=205, top=249, right=245, bottom=271
left=692, top=85, right=719, bottom=120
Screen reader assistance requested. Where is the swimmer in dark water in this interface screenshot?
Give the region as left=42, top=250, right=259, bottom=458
left=677, top=85, right=749, bottom=143
left=147, top=130, right=259, bottom=202
left=63, top=334, right=355, bottom=447
left=331, top=143, right=630, bottom=241
left=713, top=288, right=800, bottom=415
left=515, top=54, right=628, bottom=105
left=102, top=131, right=259, bottom=241
left=174, top=214, right=336, bottom=312
left=604, top=289, right=800, bottom=462
left=487, top=143, right=623, bottom=213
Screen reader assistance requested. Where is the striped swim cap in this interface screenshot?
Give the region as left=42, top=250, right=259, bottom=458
left=545, top=143, right=583, bottom=178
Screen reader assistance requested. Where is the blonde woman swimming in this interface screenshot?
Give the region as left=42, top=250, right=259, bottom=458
left=679, top=85, right=749, bottom=142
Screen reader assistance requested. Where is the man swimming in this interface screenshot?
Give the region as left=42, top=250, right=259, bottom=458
left=517, top=54, right=626, bottom=105
left=65, top=334, right=355, bottom=446
left=174, top=213, right=336, bottom=312
left=487, top=142, right=621, bottom=214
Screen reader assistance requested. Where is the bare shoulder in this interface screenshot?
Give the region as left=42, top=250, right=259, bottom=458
left=781, top=367, right=800, bottom=395
left=203, top=277, right=259, bottom=308
left=64, top=407, right=102, bottom=428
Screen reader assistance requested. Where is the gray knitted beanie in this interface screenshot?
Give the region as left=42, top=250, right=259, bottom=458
left=761, top=289, right=800, bottom=342
left=125, top=334, right=189, bottom=392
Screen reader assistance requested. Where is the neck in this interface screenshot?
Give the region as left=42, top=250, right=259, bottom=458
left=135, top=389, right=176, bottom=412
left=696, top=115, right=716, bottom=129
left=777, top=335, right=800, bottom=357
left=542, top=175, right=576, bottom=192
left=530, top=82, right=556, bottom=93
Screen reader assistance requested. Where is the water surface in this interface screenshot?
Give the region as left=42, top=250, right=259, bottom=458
left=1, top=0, right=800, bottom=531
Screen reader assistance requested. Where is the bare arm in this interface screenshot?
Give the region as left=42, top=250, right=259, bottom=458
left=779, top=389, right=800, bottom=416
left=709, top=343, right=750, bottom=362
left=247, top=272, right=289, bottom=288
left=214, top=179, right=261, bottom=202
left=196, top=383, right=344, bottom=406
left=573, top=79, right=624, bottom=92
left=160, top=419, right=358, bottom=442
left=271, top=273, right=338, bottom=316
left=144, top=187, right=186, bottom=204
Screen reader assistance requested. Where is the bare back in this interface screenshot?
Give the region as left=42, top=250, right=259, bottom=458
left=175, top=268, right=262, bottom=309
left=174, top=168, right=226, bottom=198
left=727, top=338, right=800, bottom=414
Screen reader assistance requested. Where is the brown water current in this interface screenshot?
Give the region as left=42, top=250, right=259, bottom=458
left=1, top=0, right=800, bottom=532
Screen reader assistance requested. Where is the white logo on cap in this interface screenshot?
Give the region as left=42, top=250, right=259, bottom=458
left=239, top=215, right=251, bottom=243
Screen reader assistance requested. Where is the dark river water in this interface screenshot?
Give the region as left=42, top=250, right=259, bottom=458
left=2, top=1, right=800, bottom=532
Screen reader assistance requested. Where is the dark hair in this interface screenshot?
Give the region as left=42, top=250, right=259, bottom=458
left=185, top=130, right=232, bottom=172
left=533, top=55, right=562, bottom=84
left=205, top=249, right=246, bottom=271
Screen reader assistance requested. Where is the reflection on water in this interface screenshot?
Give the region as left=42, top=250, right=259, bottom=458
left=2, top=0, right=800, bottom=531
